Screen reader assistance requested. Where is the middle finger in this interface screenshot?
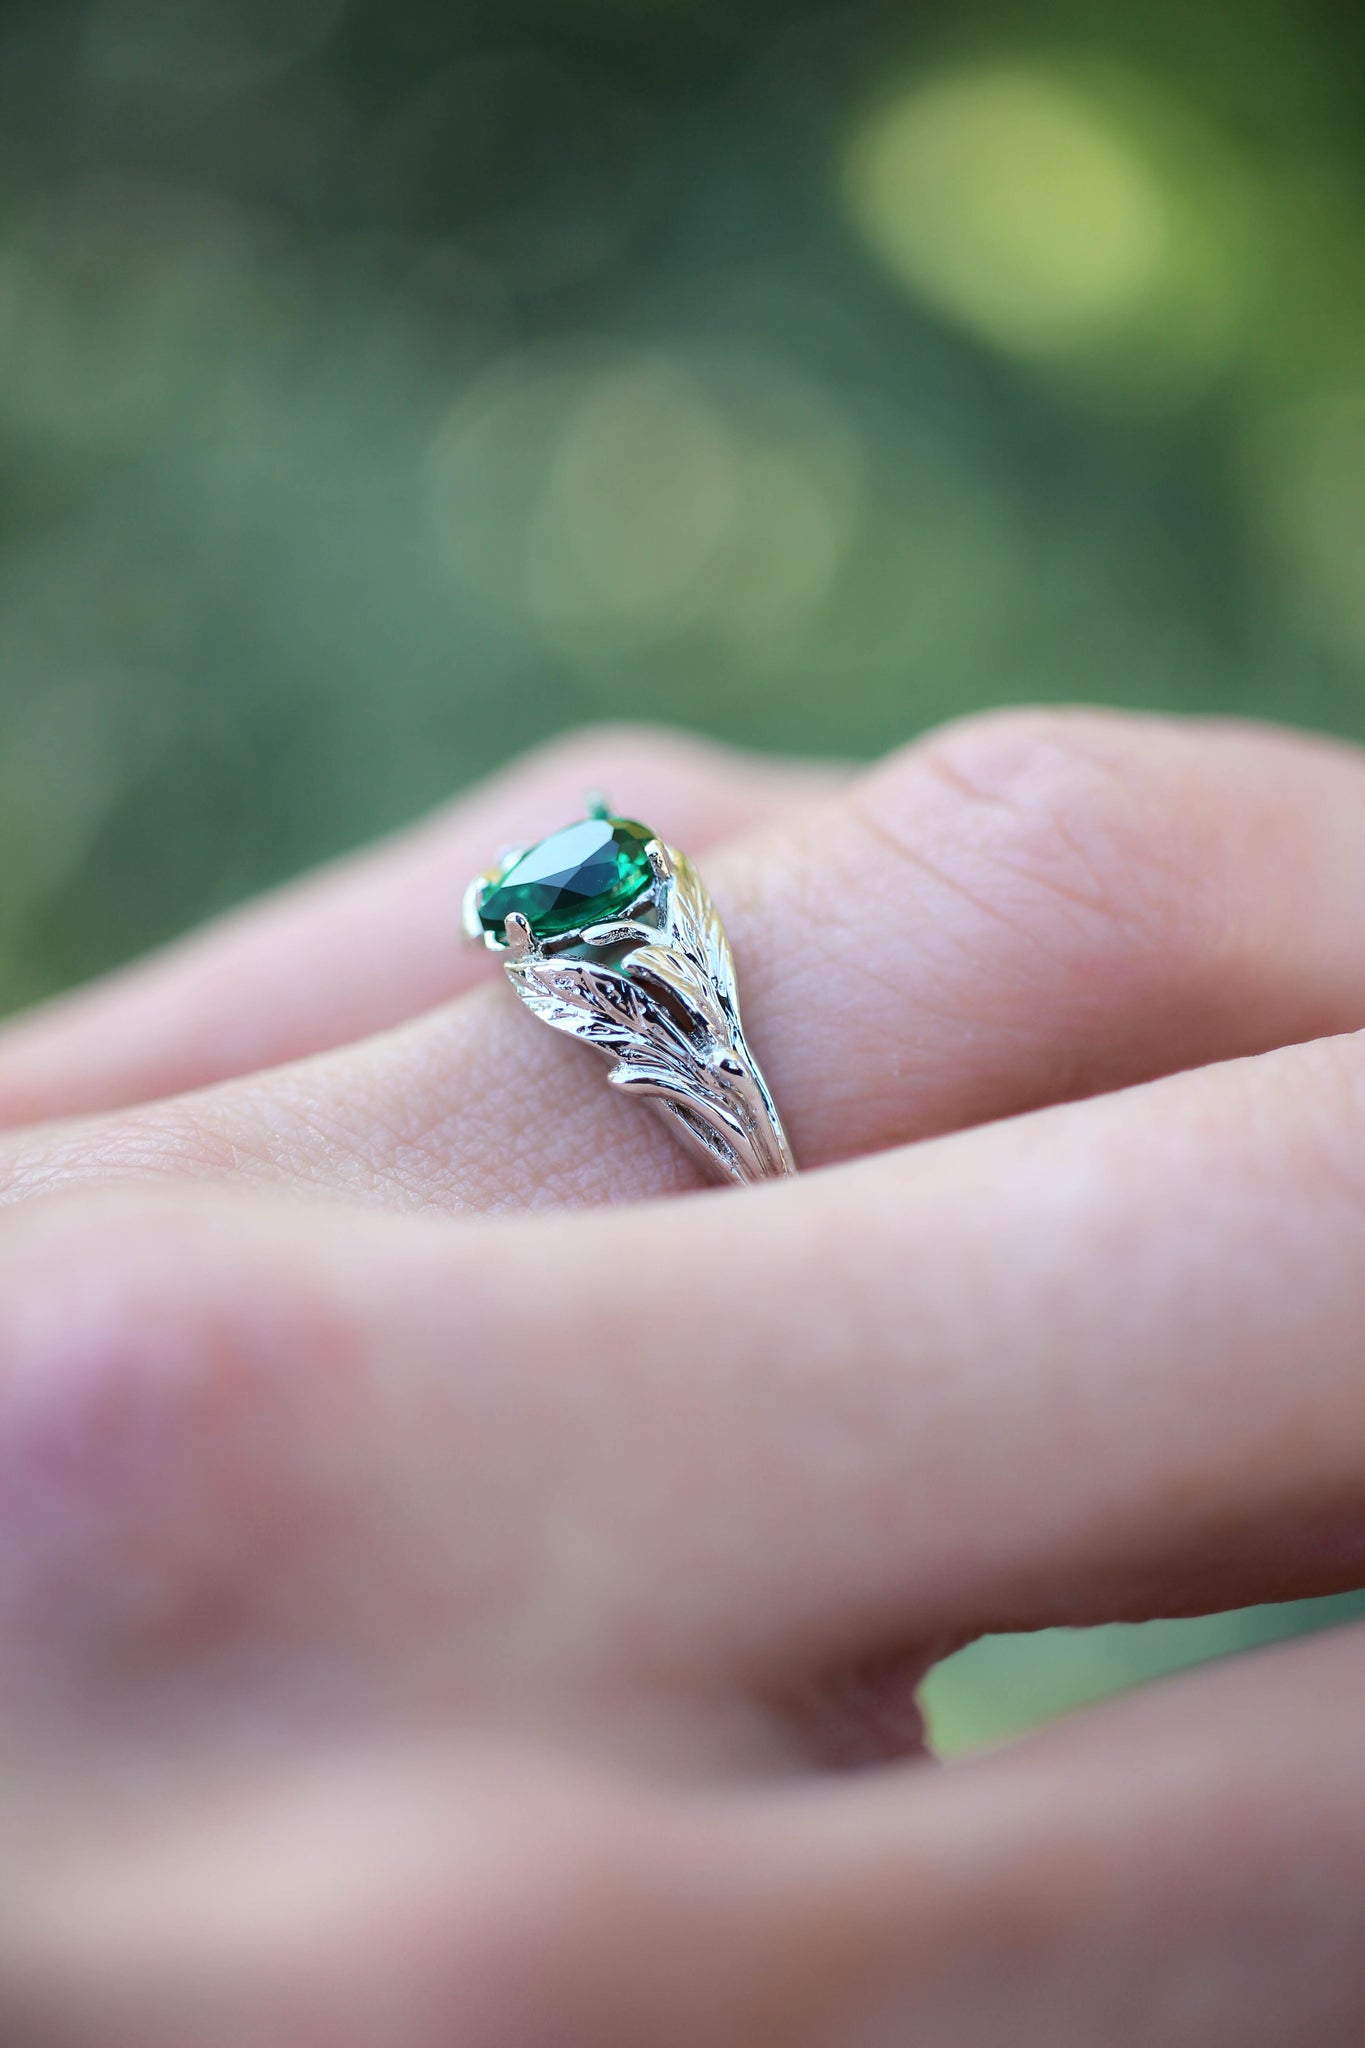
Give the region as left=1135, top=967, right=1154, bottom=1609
left=6, top=1023, right=1365, bottom=1768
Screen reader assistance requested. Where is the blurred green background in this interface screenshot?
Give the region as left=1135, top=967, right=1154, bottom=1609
left=2, top=0, right=1364, bottom=1753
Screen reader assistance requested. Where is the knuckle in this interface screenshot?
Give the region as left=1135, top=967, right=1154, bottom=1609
left=889, top=707, right=1221, bottom=967
left=922, top=710, right=1191, bottom=927
left=0, top=1194, right=359, bottom=1676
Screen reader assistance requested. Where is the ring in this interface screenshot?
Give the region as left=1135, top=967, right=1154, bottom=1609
left=463, top=801, right=797, bottom=1186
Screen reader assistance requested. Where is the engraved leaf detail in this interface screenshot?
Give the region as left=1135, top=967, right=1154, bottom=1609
left=503, top=849, right=784, bottom=1183
left=619, top=855, right=737, bottom=1043
left=506, top=953, right=701, bottom=1091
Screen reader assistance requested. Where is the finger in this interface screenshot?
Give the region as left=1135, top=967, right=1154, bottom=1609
left=9, top=1023, right=1365, bottom=1736
left=8, top=709, right=1365, bottom=1212
left=7, top=1630, right=1364, bottom=2048
left=0, top=1183, right=808, bottom=1783
left=716, top=1622, right=1365, bottom=2048
left=0, top=1740, right=684, bottom=2048
left=447, top=1026, right=1365, bottom=1673
left=0, top=1739, right=764, bottom=2048
left=0, top=727, right=840, bottom=1128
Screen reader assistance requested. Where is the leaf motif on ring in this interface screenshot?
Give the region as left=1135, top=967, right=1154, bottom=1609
left=504, top=847, right=794, bottom=1186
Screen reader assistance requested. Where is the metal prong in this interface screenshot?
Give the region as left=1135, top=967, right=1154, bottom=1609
left=585, top=790, right=611, bottom=821
left=504, top=912, right=534, bottom=961
left=461, top=876, right=489, bottom=943
left=579, top=920, right=655, bottom=951
left=645, top=838, right=675, bottom=892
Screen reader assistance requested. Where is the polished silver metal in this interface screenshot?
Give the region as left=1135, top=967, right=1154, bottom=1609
left=463, top=825, right=796, bottom=1187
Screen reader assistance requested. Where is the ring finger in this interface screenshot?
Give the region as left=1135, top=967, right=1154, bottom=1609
left=6, top=708, right=1365, bottom=1211
left=0, top=725, right=841, bottom=1127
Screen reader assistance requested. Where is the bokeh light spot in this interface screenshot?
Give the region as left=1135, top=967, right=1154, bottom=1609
left=844, top=62, right=1255, bottom=395
left=0, top=177, right=274, bottom=452
left=429, top=345, right=863, bottom=669
left=847, top=67, right=1170, bottom=355
left=529, top=359, right=737, bottom=638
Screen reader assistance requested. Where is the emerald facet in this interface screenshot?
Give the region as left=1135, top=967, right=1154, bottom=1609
left=478, top=816, right=654, bottom=939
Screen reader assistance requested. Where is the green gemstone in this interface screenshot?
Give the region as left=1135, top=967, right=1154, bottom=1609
left=479, top=816, right=654, bottom=939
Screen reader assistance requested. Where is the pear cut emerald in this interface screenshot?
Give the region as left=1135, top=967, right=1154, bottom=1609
left=479, top=816, right=654, bottom=939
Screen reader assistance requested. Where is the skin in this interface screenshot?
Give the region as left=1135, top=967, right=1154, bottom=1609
left=0, top=708, right=1363, bottom=2044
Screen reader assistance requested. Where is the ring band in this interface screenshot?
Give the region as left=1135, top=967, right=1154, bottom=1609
left=463, top=801, right=796, bottom=1186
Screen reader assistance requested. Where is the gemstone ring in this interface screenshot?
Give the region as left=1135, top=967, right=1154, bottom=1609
left=463, top=802, right=796, bottom=1186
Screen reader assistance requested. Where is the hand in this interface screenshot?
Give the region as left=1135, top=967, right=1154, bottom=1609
left=1, top=710, right=1363, bottom=2047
